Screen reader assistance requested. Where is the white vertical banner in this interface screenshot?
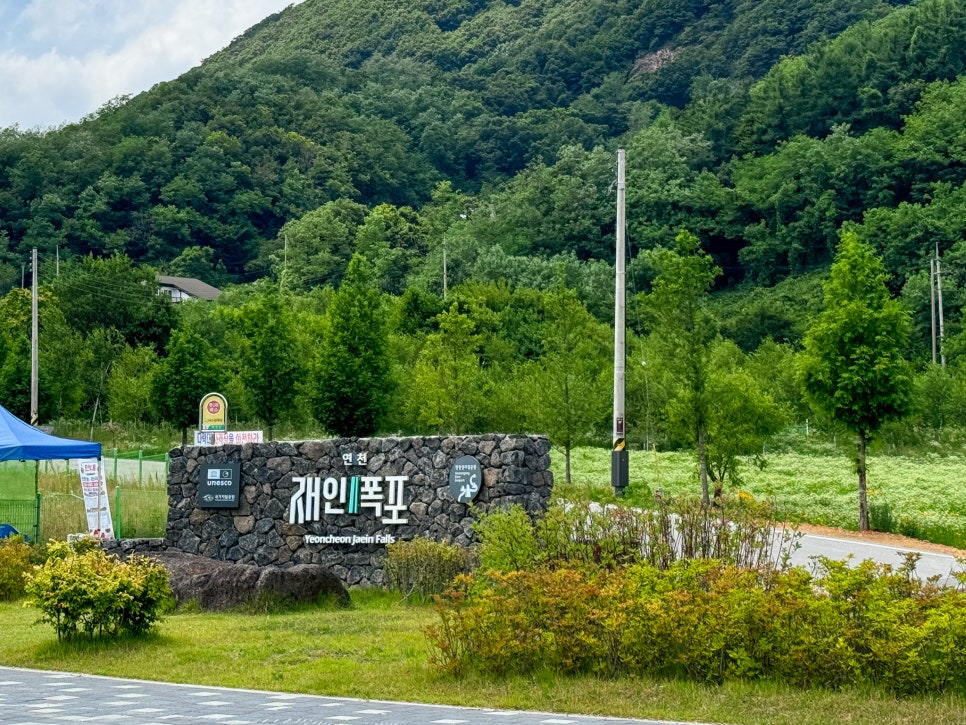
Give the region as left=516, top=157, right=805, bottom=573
left=78, top=458, right=114, bottom=540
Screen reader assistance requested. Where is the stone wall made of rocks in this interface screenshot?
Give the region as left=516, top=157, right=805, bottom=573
left=165, top=434, right=553, bottom=587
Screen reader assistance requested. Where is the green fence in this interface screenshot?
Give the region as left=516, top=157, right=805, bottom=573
left=0, top=453, right=169, bottom=542
left=0, top=494, right=41, bottom=542
left=105, top=450, right=169, bottom=485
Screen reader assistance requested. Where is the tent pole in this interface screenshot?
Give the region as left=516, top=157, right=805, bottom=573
left=34, top=460, right=39, bottom=542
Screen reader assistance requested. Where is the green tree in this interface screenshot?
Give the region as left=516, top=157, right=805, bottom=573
left=799, top=231, right=913, bottom=530
left=237, top=291, right=304, bottom=440
left=354, top=203, right=427, bottom=295
left=50, top=254, right=175, bottom=352
left=408, top=302, right=484, bottom=434
left=268, top=199, right=367, bottom=291
left=523, top=285, right=609, bottom=483
left=0, top=326, right=29, bottom=419
left=38, top=308, right=91, bottom=420
left=152, top=329, right=224, bottom=444
left=164, top=246, right=229, bottom=287
left=702, top=341, right=787, bottom=494
left=0, top=289, right=32, bottom=419
left=313, top=254, right=392, bottom=437
left=642, top=231, right=720, bottom=505
left=106, top=345, right=159, bottom=425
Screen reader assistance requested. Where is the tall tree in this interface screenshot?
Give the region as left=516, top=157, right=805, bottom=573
left=237, top=291, right=303, bottom=440
left=702, top=340, right=787, bottom=494
left=50, top=254, right=175, bottom=352
left=313, top=254, right=392, bottom=437
left=643, top=230, right=720, bottom=505
left=523, top=284, right=609, bottom=484
left=152, top=329, right=224, bottom=444
left=799, top=231, right=913, bottom=530
left=106, top=346, right=159, bottom=425
left=408, top=302, right=484, bottom=435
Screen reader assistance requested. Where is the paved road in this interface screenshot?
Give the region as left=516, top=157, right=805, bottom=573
left=0, top=667, right=710, bottom=725
left=791, top=531, right=961, bottom=585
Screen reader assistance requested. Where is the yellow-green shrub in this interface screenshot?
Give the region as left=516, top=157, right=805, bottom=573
left=0, top=535, right=32, bottom=600
left=24, top=541, right=171, bottom=641
left=428, top=558, right=966, bottom=695
left=474, top=497, right=799, bottom=574
left=385, top=536, right=473, bottom=602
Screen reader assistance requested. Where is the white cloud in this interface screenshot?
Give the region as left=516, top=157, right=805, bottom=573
left=0, top=0, right=302, bottom=130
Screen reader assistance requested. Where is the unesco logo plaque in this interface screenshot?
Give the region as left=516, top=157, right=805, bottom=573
left=198, top=462, right=241, bottom=508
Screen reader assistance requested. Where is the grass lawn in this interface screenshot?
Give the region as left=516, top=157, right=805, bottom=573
left=2, top=593, right=966, bottom=725
left=0, top=460, right=39, bottom=498
left=553, top=446, right=966, bottom=548
left=4, top=440, right=966, bottom=723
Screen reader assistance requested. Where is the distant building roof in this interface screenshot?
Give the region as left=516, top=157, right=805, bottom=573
left=157, top=275, right=222, bottom=302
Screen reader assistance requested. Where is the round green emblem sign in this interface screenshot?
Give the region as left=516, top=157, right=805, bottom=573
left=449, top=455, right=482, bottom=503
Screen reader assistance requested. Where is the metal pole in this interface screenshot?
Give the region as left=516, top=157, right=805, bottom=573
left=612, top=149, right=629, bottom=495
left=931, top=257, right=937, bottom=364
left=937, top=244, right=946, bottom=367
left=30, top=248, right=39, bottom=426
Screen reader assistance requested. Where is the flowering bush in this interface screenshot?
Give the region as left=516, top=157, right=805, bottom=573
left=24, top=540, right=171, bottom=641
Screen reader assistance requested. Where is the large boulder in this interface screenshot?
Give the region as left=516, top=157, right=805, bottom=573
left=147, top=551, right=349, bottom=610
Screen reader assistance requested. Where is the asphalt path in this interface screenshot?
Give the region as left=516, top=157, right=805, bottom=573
left=790, top=530, right=962, bottom=585
left=0, top=666, right=711, bottom=725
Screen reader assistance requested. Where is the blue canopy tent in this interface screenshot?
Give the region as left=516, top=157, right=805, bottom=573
left=0, top=405, right=101, bottom=461
left=0, top=404, right=101, bottom=540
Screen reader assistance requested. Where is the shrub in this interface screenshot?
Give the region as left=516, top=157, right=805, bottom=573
left=385, top=536, right=474, bottom=602
left=0, top=535, right=32, bottom=600
left=428, top=558, right=966, bottom=695
left=24, top=541, right=171, bottom=641
left=474, top=496, right=800, bottom=573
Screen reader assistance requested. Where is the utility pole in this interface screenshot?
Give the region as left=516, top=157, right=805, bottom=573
left=930, top=256, right=937, bottom=364
left=612, top=149, right=628, bottom=496
left=282, top=233, right=288, bottom=291
left=30, top=248, right=39, bottom=426
left=937, top=244, right=946, bottom=367
left=442, top=238, right=448, bottom=300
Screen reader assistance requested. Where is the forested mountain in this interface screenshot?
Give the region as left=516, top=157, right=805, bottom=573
left=6, top=0, right=966, bottom=459
left=0, top=0, right=908, bottom=287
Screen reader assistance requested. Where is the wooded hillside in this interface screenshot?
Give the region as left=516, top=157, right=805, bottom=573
left=4, top=0, right=966, bottom=477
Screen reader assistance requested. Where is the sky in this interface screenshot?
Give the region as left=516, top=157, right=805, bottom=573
left=0, top=0, right=303, bottom=131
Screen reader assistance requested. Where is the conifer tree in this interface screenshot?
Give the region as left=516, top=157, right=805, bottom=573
left=313, top=254, right=391, bottom=437
left=643, top=231, right=720, bottom=505
left=152, top=329, right=223, bottom=445
left=239, top=291, right=302, bottom=440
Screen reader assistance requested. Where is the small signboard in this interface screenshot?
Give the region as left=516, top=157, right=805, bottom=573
left=449, top=455, right=482, bottom=504
left=77, top=458, right=114, bottom=539
left=199, top=392, right=228, bottom=432
left=194, top=430, right=263, bottom=446
left=198, top=462, right=241, bottom=508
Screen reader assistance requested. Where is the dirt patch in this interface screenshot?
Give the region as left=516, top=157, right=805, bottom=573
left=795, top=523, right=966, bottom=558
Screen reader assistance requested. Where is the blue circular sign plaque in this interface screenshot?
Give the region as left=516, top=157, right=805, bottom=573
left=449, top=455, right=482, bottom=503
